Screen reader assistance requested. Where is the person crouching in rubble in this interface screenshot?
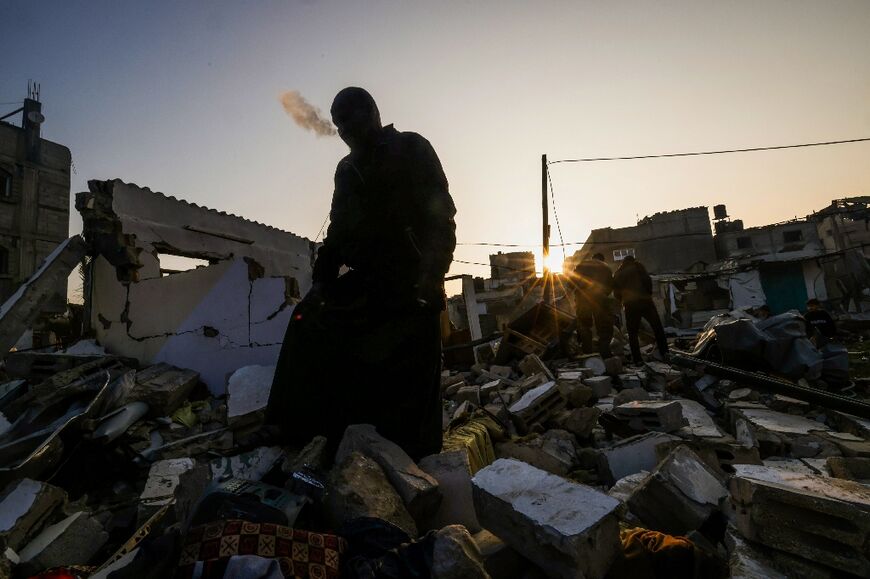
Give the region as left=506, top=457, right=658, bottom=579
left=613, top=255, right=669, bottom=365
left=266, top=87, right=457, bottom=461
left=572, top=253, right=615, bottom=359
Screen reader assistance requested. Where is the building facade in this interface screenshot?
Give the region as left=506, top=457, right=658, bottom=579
left=0, top=96, right=71, bottom=308
left=567, top=206, right=716, bottom=274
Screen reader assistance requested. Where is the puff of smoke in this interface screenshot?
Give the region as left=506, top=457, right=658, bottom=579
left=279, top=91, right=336, bottom=137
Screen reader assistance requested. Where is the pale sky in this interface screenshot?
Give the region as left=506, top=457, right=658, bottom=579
left=3, top=0, right=869, bottom=294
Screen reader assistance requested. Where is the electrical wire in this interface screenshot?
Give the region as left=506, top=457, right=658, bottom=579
left=548, top=137, right=870, bottom=165
left=546, top=164, right=566, bottom=261
left=313, top=212, right=330, bottom=242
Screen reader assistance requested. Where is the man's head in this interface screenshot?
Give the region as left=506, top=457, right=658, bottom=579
left=592, top=253, right=605, bottom=262
left=331, top=87, right=382, bottom=152
left=756, top=304, right=771, bottom=319
left=807, top=298, right=821, bottom=311
left=622, top=255, right=635, bottom=263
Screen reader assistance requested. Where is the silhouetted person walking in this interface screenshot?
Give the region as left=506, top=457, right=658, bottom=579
left=613, top=255, right=668, bottom=364
left=266, top=87, right=456, bottom=459
left=573, top=253, right=614, bottom=358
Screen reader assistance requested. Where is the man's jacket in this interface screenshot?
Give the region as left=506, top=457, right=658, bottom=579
left=613, top=260, right=654, bottom=304
left=312, top=125, right=456, bottom=308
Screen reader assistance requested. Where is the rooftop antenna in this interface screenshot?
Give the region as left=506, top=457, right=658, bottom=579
left=27, top=80, right=40, bottom=102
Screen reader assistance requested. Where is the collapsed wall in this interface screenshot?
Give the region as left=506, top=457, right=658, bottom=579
left=76, top=179, right=316, bottom=394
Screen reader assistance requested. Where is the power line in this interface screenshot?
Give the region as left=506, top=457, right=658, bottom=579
left=548, top=137, right=870, bottom=165
left=546, top=165, right=566, bottom=261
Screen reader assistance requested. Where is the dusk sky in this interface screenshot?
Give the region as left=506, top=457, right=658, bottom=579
left=3, top=0, right=869, bottom=294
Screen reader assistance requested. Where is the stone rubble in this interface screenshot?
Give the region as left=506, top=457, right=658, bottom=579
left=0, top=294, right=869, bottom=578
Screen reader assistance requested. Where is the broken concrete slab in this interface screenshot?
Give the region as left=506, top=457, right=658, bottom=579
left=672, top=399, right=727, bottom=439
left=627, top=445, right=728, bottom=535
left=419, top=450, right=480, bottom=533
left=138, top=457, right=210, bottom=525
left=0, top=478, right=66, bottom=551
left=730, top=463, right=870, bottom=576
left=597, top=431, right=681, bottom=486
left=472, top=458, right=621, bottom=579
left=0, top=235, right=88, bottom=362
left=335, top=424, right=441, bottom=521
left=18, top=511, right=109, bottom=576
left=226, top=364, right=274, bottom=426
left=325, top=450, right=417, bottom=538
left=430, top=524, right=490, bottom=579
left=508, top=381, right=565, bottom=432
left=129, top=363, right=199, bottom=416
left=612, top=400, right=685, bottom=433
left=582, top=355, right=606, bottom=376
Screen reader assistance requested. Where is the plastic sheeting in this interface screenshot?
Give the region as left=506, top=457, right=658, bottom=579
left=693, top=311, right=827, bottom=380
left=721, top=271, right=767, bottom=309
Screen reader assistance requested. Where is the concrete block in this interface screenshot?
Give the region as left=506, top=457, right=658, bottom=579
left=603, top=356, right=623, bottom=376
left=336, top=424, right=441, bottom=521
left=18, top=511, right=108, bottom=575
left=430, top=524, right=490, bottom=579
left=613, top=400, right=685, bottom=432
left=325, top=451, right=416, bottom=538
left=518, top=354, right=554, bottom=380
left=472, top=458, right=621, bottom=579
left=419, top=450, right=480, bottom=533
left=556, top=379, right=594, bottom=408
left=455, top=384, right=482, bottom=405
left=225, top=364, right=274, bottom=426
left=557, top=369, right=592, bottom=380
left=582, top=375, right=612, bottom=398
left=508, top=381, right=565, bottom=431
left=131, top=363, right=199, bottom=416
left=582, top=356, right=606, bottom=376
left=496, top=430, right=578, bottom=476
left=730, top=464, right=870, bottom=576
left=627, top=446, right=728, bottom=535
left=552, top=407, right=600, bottom=440
left=597, top=432, right=680, bottom=486
left=613, top=387, right=649, bottom=407
left=0, top=479, right=66, bottom=551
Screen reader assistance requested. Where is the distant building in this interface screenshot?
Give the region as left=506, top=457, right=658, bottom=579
left=489, top=251, right=536, bottom=283
left=712, top=212, right=828, bottom=314
left=714, top=218, right=822, bottom=260
left=0, top=92, right=71, bottom=309
left=812, top=197, right=870, bottom=256
left=566, top=206, right=715, bottom=274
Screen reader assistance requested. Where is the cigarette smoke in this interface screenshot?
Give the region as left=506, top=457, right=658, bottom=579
left=279, top=90, right=336, bottom=137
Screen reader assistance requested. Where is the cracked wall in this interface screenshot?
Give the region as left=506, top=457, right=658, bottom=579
left=78, top=179, right=315, bottom=394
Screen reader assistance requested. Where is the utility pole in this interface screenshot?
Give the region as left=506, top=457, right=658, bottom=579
left=542, top=154, right=552, bottom=305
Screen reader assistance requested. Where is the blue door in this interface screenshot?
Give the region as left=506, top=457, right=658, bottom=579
left=759, top=262, right=808, bottom=314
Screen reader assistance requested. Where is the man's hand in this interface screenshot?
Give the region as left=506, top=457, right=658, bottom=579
left=293, top=282, right=328, bottom=322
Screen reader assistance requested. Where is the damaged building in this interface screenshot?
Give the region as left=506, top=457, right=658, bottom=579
left=75, top=179, right=316, bottom=393
left=0, top=92, right=71, bottom=311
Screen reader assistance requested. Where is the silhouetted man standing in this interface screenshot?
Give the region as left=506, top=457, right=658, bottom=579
left=573, top=253, right=614, bottom=358
left=613, top=255, right=668, bottom=364
left=266, top=87, right=456, bottom=459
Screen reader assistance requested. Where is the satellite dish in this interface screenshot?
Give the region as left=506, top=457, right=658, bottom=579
left=26, top=111, right=45, bottom=124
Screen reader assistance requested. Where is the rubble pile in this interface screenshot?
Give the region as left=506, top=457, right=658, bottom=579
left=0, top=314, right=868, bottom=578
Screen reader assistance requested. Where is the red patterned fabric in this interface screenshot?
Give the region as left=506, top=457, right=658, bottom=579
left=177, top=519, right=346, bottom=579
